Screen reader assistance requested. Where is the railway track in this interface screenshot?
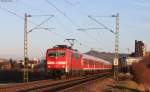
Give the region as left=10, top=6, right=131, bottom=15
left=0, top=79, right=52, bottom=92
left=0, top=77, right=84, bottom=92
left=0, top=73, right=110, bottom=92
left=26, top=74, right=107, bottom=92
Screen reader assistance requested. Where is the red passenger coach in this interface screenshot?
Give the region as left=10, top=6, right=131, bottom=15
left=46, top=45, right=82, bottom=77
left=82, top=54, right=112, bottom=74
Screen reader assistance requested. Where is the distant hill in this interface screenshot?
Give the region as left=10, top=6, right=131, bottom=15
left=84, top=50, right=128, bottom=63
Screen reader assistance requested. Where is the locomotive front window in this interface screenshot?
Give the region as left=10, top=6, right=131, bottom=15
left=48, top=50, right=65, bottom=57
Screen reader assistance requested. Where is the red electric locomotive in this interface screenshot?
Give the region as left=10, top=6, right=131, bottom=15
left=46, top=45, right=82, bottom=77
left=46, top=45, right=112, bottom=78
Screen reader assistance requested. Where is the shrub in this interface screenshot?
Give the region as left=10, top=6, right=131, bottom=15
left=132, top=56, right=150, bottom=86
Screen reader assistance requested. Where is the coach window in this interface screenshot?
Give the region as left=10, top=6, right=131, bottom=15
left=83, top=59, right=88, bottom=64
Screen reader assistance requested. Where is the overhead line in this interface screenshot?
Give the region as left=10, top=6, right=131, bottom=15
left=38, top=28, right=67, bottom=40
left=0, top=6, right=23, bottom=19
left=62, top=0, right=104, bottom=50
left=50, top=15, right=91, bottom=50
left=77, top=27, right=107, bottom=31
left=89, top=15, right=114, bottom=17
left=45, top=0, right=112, bottom=52
left=45, top=0, right=76, bottom=26
left=63, top=1, right=112, bottom=51
left=0, top=6, right=55, bottom=32
left=88, top=16, right=115, bottom=34
left=63, top=0, right=73, bottom=5
left=45, top=0, right=92, bottom=50
left=28, top=15, right=54, bottom=33
left=29, top=15, right=54, bottom=17
left=17, top=0, right=46, bottom=14
left=83, top=31, right=104, bottom=49
left=0, top=6, right=38, bottom=26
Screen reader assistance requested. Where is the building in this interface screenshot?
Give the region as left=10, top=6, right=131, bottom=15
left=135, top=40, right=147, bottom=57
left=126, top=57, right=142, bottom=65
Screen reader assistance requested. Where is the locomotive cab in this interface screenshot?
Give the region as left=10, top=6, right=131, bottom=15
left=46, top=47, right=67, bottom=77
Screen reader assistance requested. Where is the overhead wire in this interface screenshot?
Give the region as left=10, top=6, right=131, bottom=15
left=45, top=0, right=76, bottom=27
left=16, top=0, right=75, bottom=46
left=17, top=0, right=47, bottom=14
left=62, top=0, right=107, bottom=50
left=63, top=0, right=112, bottom=51
left=0, top=1, right=115, bottom=57
left=63, top=0, right=74, bottom=5
left=83, top=31, right=105, bottom=50
left=0, top=5, right=56, bottom=34
left=0, top=1, right=85, bottom=57
left=45, top=0, right=92, bottom=50
left=63, top=0, right=115, bottom=54
left=0, top=5, right=55, bottom=29
left=50, top=15, right=91, bottom=50
left=45, top=0, right=93, bottom=50
left=1, top=0, right=113, bottom=53
left=0, top=5, right=23, bottom=19
left=28, top=15, right=54, bottom=33
left=11, top=0, right=57, bottom=35
left=0, top=6, right=39, bottom=26
left=46, top=29, right=67, bottom=39
left=0, top=5, right=63, bottom=47
left=88, top=16, right=115, bottom=34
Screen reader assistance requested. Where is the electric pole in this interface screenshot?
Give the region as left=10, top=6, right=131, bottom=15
left=127, top=48, right=130, bottom=73
left=114, top=13, right=119, bottom=80
left=24, top=13, right=29, bottom=83
left=78, top=14, right=120, bottom=80
left=23, top=13, right=54, bottom=83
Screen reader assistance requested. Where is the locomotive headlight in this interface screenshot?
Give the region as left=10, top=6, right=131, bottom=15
left=58, top=61, right=66, bottom=64
left=47, top=61, right=55, bottom=64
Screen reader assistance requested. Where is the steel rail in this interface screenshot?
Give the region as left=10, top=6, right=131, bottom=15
left=19, top=74, right=109, bottom=92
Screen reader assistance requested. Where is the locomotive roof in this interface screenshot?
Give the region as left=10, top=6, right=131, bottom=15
left=82, top=54, right=111, bottom=65
left=53, top=45, right=71, bottom=49
left=48, top=45, right=79, bottom=52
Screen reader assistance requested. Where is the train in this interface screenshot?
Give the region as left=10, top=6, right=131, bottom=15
left=45, top=45, right=112, bottom=78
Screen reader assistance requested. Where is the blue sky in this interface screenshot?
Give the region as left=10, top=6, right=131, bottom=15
left=0, top=0, right=150, bottom=59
